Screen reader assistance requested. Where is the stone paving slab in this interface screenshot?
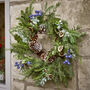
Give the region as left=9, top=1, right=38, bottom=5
left=27, top=86, right=44, bottom=90
left=13, top=81, right=24, bottom=90
left=78, top=57, right=90, bottom=90
left=79, top=29, right=90, bottom=56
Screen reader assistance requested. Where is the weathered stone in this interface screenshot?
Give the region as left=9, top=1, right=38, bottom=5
left=10, top=0, right=39, bottom=2
left=13, top=81, right=24, bottom=90
left=77, top=0, right=90, bottom=28
left=27, top=86, right=44, bottom=90
left=78, top=58, right=90, bottom=90
left=79, top=29, right=90, bottom=56
left=10, top=0, right=26, bottom=2
left=44, top=88, right=72, bottom=90
left=25, top=77, right=35, bottom=84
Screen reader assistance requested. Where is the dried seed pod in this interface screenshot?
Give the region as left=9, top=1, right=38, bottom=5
left=58, top=45, right=63, bottom=52
left=49, top=74, right=52, bottom=79
left=59, top=31, right=64, bottom=38
left=59, top=51, right=64, bottom=58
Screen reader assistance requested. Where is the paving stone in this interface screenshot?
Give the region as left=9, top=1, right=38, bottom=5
left=79, top=29, right=90, bottom=56
left=13, top=81, right=24, bottom=90
left=10, top=0, right=39, bottom=2
left=10, top=0, right=26, bottom=2
left=27, top=86, right=44, bottom=90
left=78, top=58, right=90, bottom=90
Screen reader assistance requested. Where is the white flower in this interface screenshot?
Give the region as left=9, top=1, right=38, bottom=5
left=57, top=25, right=61, bottom=29
left=62, top=29, right=66, bottom=33
left=59, top=20, right=63, bottom=24
left=65, top=32, right=69, bottom=37
left=72, top=54, right=76, bottom=58
left=70, top=49, right=74, bottom=53
left=30, top=23, right=34, bottom=26
left=31, top=18, right=39, bottom=24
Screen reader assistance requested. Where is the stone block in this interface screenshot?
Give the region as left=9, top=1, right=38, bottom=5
left=27, top=86, right=44, bottom=90
left=79, top=29, right=90, bottom=56
left=13, top=81, right=24, bottom=90
left=78, top=58, right=90, bottom=90
left=10, top=0, right=39, bottom=2
left=44, top=88, right=72, bottom=90
left=10, top=0, right=26, bottom=2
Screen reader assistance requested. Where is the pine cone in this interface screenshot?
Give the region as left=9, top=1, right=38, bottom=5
left=48, top=55, right=56, bottom=63
left=29, top=41, right=42, bottom=53
left=40, top=52, right=47, bottom=61
left=30, top=34, right=38, bottom=41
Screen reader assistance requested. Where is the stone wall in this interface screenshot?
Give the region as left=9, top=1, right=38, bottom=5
left=10, top=0, right=90, bottom=90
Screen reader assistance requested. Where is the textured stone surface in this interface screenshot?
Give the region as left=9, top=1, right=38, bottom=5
left=79, top=29, right=90, bottom=56
left=27, top=86, right=44, bottom=90
left=10, top=0, right=26, bottom=2
left=10, top=0, right=39, bottom=2
left=78, top=58, right=90, bottom=90
left=13, top=81, right=24, bottom=90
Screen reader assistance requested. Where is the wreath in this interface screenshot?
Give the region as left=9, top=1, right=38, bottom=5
left=10, top=1, right=85, bottom=87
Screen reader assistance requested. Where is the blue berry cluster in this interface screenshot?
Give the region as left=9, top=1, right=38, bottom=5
left=15, top=61, right=31, bottom=69
left=29, top=10, right=42, bottom=19
left=64, top=49, right=72, bottom=65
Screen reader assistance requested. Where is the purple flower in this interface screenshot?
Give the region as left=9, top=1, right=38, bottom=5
left=35, top=10, right=42, bottom=16
left=35, top=10, right=40, bottom=13
left=65, top=49, right=72, bottom=59
left=65, top=55, right=72, bottom=59
left=17, top=65, right=20, bottom=69
left=67, top=49, right=70, bottom=55
left=29, top=10, right=42, bottom=19
left=15, top=61, right=24, bottom=69
left=15, top=62, right=19, bottom=67
left=63, top=49, right=72, bottom=65
left=21, top=64, right=24, bottom=68
left=29, top=14, right=34, bottom=19
left=64, top=60, right=70, bottom=65
left=27, top=61, right=31, bottom=65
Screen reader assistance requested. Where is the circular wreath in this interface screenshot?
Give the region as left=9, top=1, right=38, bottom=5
left=10, top=1, right=85, bottom=87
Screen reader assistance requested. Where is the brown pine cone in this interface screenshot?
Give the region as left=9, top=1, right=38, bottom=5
left=48, top=55, right=56, bottom=63
left=40, top=52, right=47, bottom=61
left=29, top=41, right=42, bottom=53
left=30, top=34, right=38, bottom=41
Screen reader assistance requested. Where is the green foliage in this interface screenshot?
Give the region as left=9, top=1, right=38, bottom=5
left=10, top=1, right=85, bottom=88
